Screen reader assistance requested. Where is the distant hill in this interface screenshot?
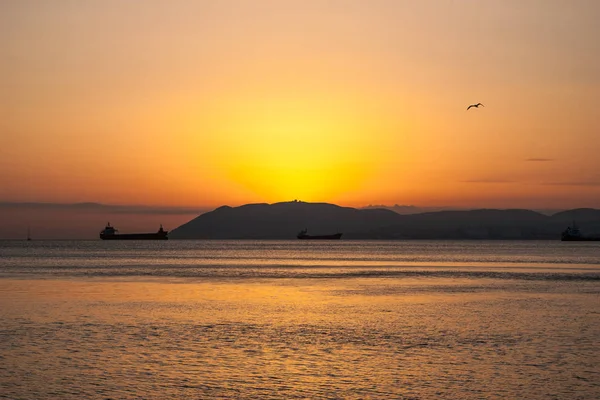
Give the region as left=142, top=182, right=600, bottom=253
left=351, top=209, right=551, bottom=239
left=169, top=201, right=600, bottom=240
left=361, top=204, right=564, bottom=216
left=548, top=208, right=600, bottom=238
left=549, top=208, right=600, bottom=223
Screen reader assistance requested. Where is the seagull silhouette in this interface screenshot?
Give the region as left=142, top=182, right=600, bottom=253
left=467, top=103, right=484, bottom=110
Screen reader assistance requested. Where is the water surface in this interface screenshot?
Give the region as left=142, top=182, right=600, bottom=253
left=1, top=240, right=598, bottom=399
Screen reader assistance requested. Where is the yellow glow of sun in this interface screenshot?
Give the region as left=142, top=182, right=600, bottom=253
left=212, top=96, right=382, bottom=202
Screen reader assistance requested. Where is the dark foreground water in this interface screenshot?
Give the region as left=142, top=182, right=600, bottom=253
left=1, top=240, right=599, bottom=399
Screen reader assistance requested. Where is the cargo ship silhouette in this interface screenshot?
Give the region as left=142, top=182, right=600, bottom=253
left=100, top=223, right=168, bottom=240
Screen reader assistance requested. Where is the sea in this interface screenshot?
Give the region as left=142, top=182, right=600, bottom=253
left=0, top=240, right=599, bottom=399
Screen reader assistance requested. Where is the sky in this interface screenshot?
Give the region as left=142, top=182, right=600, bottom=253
left=1, top=1, right=600, bottom=237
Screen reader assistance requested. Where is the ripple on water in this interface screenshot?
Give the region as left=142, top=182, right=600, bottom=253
left=0, top=279, right=599, bottom=399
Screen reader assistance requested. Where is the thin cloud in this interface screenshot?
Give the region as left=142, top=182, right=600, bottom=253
left=525, top=158, right=554, bottom=162
left=0, top=202, right=207, bottom=215
left=541, top=181, right=600, bottom=187
left=460, top=179, right=515, bottom=184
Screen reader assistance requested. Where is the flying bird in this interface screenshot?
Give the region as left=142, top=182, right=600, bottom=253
left=467, top=103, right=484, bottom=110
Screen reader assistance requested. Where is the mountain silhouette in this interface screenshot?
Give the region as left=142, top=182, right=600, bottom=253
left=357, top=209, right=550, bottom=239
left=549, top=208, right=600, bottom=223
left=169, top=201, right=600, bottom=240
left=170, top=201, right=401, bottom=239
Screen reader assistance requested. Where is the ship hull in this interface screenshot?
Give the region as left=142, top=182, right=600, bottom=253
left=297, top=233, right=342, bottom=240
left=100, top=233, right=168, bottom=240
left=561, top=235, right=600, bottom=241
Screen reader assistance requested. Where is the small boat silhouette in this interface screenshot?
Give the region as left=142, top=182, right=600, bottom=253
left=561, top=221, right=600, bottom=241
left=297, top=229, right=342, bottom=240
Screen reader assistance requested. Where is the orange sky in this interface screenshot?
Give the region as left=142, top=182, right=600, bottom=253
left=2, top=0, right=600, bottom=213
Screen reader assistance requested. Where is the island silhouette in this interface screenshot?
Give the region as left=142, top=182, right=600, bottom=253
left=169, top=201, right=600, bottom=240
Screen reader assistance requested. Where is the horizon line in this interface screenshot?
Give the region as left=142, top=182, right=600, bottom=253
left=0, top=200, right=591, bottom=215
